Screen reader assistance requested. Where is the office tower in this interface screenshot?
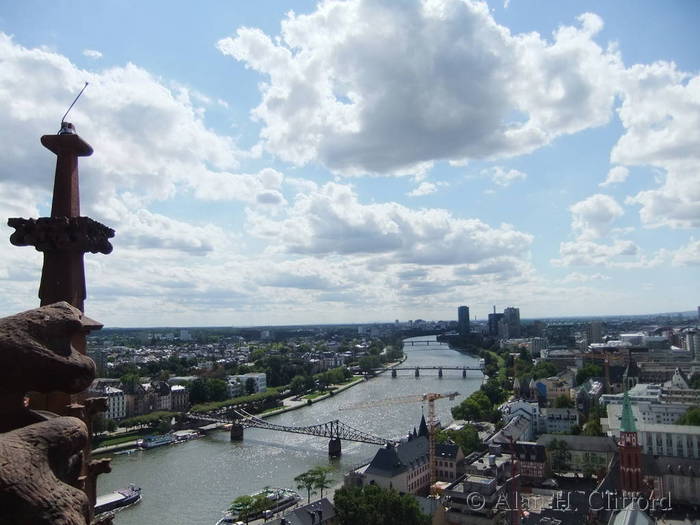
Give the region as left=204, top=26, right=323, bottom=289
left=587, top=321, right=603, bottom=344
left=488, top=305, right=504, bottom=337
left=458, top=306, right=470, bottom=335
left=504, top=306, right=521, bottom=338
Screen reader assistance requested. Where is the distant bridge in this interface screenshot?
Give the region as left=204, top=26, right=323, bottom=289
left=403, top=340, right=449, bottom=346
left=373, top=365, right=484, bottom=378
left=188, top=408, right=394, bottom=457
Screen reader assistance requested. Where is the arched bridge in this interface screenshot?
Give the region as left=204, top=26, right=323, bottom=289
left=188, top=408, right=394, bottom=457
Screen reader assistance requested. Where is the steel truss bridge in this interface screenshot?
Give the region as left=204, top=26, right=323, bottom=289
left=403, top=340, right=449, bottom=346
left=189, top=408, right=394, bottom=456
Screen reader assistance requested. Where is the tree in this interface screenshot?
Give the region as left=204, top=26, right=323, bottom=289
left=359, top=356, right=381, bottom=374
left=436, top=424, right=481, bottom=456
left=690, top=374, right=700, bottom=390
left=583, top=418, right=603, bottom=436
left=554, top=395, right=574, bottom=408
left=245, top=377, right=257, bottom=395
left=189, top=378, right=210, bottom=404
left=575, top=364, right=602, bottom=386
left=334, top=485, right=430, bottom=525
left=229, top=495, right=256, bottom=524
left=677, top=407, right=700, bottom=426
left=208, top=378, right=229, bottom=401
left=290, top=375, right=309, bottom=395
left=531, top=361, right=558, bottom=380
left=310, top=466, right=334, bottom=499
left=294, top=470, right=317, bottom=504
left=451, top=390, right=492, bottom=421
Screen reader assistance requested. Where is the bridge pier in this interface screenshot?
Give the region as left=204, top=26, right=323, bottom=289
left=328, top=437, right=342, bottom=458
left=462, top=368, right=467, bottom=378
left=415, top=367, right=420, bottom=378
left=230, top=423, right=244, bottom=441
left=438, top=367, right=443, bottom=378
left=391, top=368, right=397, bottom=378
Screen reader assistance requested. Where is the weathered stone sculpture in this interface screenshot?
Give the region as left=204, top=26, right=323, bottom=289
left=0, top=417, right=90, bottom=525
left=0, top=302, right=97, bottom=433
left=0, top=302, right=100, bottom=524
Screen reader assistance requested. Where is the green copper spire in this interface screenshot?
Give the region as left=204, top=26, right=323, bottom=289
left=620, top=389, right=637, bottom=433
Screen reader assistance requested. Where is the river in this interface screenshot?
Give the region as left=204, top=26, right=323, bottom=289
left=98, top=336, right=482, bottom=524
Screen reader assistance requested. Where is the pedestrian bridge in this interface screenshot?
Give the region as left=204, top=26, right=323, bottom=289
left=373, top=365, right=484, bottom=378
left=403, top=340, right=449, bottom=346
left=188, top=408, right=395, bottom=457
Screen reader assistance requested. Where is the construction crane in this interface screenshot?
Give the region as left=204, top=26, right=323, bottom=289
left=340, top=392, right=460, bottom=491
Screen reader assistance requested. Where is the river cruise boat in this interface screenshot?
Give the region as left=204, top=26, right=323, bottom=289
left=137, top=434, right=175, bottom=449
left=95, top=484, right=141, bottom=515
left=216, top=488, right=301, bottom=524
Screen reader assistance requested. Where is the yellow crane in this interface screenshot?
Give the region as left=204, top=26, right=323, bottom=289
left=340, top=391, right=460, bottom=490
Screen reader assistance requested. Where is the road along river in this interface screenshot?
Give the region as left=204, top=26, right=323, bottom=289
left=98, top=336, right=483, bottom=524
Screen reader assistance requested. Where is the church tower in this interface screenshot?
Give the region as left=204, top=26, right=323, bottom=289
left=618, top=390, right=642, bottom=493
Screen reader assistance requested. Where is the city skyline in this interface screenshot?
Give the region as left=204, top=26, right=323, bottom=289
left=0, top=1, right=699, bottom=327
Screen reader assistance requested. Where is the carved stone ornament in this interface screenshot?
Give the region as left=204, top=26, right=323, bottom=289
left=8, top=217, right=114, bottom=254
left=0, top=417, right=90, bottom=525
left=0, top=302, right=105, bottom=524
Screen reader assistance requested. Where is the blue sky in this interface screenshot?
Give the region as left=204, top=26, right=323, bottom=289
left=0, top=0, right=698, bottom=327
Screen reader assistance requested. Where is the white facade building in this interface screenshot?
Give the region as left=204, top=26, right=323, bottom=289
left=227, top=372, right=267, bottom=396
left=103, top=386, right=126, bottom=420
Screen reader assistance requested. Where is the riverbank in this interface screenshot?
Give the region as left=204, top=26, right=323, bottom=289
left=94, top=356, right=408, bottom=454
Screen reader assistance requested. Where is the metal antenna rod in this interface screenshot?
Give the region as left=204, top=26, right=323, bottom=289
left=60, top=82, right=89, bottom=126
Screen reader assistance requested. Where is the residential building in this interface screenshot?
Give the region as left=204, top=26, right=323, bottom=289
left=513, top=442, right=546, bottom=482
left=227, top=372, right=267, bottom=396
left=643, top=456, right=700, bottom=506
left=536, top=434, right=618, bottom=474
left=170, top=384, right=189, bottom=411
left=539, top=407, right=580, bottom=434
left=604, top=419, right=700, bottom=459
left=435, top=443, right=465, bottom=482
left=442, top=474, right=504, bottom=525
left=87, top=384, right=126, bottom=421
left=347, top=436, right=430, bottom=494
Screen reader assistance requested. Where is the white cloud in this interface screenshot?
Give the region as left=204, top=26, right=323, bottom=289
left=562, top=272, right=610, bottom=283
left=193, top=167, right=286, bottom=206
left=552, top=239, right=668, bottom=269
left=407, top=181, right=437, bottom=197
left=82, top=49, right=103, bottom=59
left=482, top=166, right=527, bottom=187
left=247, top=181, right=533, bottom=266
left=599, top=166, right=629, bottom=187
left=613, top=62, right=700, bottom=228
left=0, top=33, right=240, bottom=211
left=219, top=1, right=621, bottom=175
left=570, top=194, right=624, bottom=240
left=671, top=238, right=700, bottom=266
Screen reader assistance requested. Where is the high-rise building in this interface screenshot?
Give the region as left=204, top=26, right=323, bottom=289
left=488, top=311, right=504, bottom=337
left=504, top=307, right=521, bottom=338
left=458, top=306, right=470, bottom=335
left=587, top=321, right=603, bottom=344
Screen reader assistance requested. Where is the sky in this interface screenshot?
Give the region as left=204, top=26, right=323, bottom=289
left=0, top=0, right=698, bottom=327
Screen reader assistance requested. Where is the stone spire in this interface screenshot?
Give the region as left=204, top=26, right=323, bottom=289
left=418, top=414, right=429, bottom=438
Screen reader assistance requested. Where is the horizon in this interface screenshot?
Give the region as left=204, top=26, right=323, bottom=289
left=97, top=308, right=699, bottom=331
left=1, top=1, right=699, bottom=327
